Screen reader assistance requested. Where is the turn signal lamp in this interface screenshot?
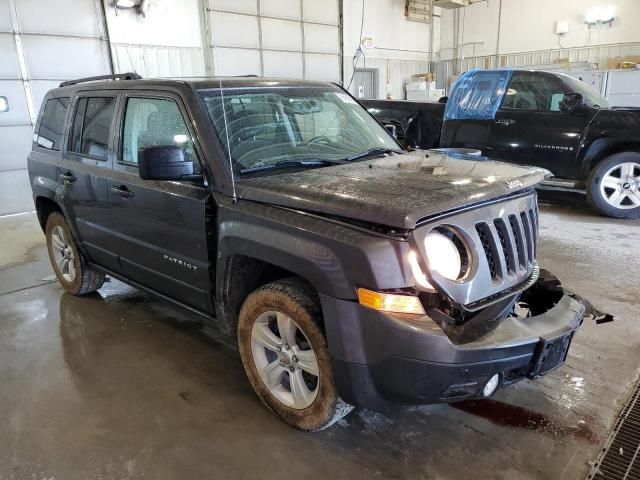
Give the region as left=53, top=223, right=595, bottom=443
left=357, top=288, right=425, bottom=315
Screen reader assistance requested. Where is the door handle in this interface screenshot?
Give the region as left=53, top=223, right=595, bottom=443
left=59, top=172, right=77, bottom=184
left=110, top=185, right=135, bottom=198
left=495, top=118, right=516, bottom=126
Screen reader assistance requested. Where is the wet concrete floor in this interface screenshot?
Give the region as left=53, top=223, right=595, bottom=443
left=0, top=204, right=639, bottom=480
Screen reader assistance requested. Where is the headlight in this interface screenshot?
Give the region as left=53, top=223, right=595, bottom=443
left=424, top=231, right=463, bottom=281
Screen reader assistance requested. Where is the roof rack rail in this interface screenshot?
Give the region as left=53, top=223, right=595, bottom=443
left=59, top=72, right=142, bottom=88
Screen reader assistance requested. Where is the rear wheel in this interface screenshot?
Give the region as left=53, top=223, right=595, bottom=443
left=45, top=211, right=105, bottom=295
left=587, top=153, right=640, bottom=219
left=237, top=278, right=353, bottom=431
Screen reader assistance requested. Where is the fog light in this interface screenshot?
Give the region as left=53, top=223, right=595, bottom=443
left=483, top=374, right=500, bottom=397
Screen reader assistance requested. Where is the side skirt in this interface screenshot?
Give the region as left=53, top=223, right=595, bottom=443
left=89, top=262, right=220, bottom=326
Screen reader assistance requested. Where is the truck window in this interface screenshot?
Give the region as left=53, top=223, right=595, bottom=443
left=121, top=97, right=196, bottom=165
left=69, top=97, right=115, bottom=160
left=35, top=97, right=70, bottom=150
left=502, top=73, right=564, bottom=112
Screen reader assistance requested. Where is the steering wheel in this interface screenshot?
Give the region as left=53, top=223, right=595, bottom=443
left=306, top=135, right=332, bottom=145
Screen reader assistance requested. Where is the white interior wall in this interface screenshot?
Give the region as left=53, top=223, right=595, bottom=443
left=105, top=0, right=205, bottom=78
left=0, top=0, right=111, bottom=216
left=439, top=0, right=640, bottom=61
left=343, top=0, right=440, bottom=100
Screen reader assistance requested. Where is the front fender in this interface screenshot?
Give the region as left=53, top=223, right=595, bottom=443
left=216, top=201, right=414, bottom=301
left=579, top=111, right=640, bottom=178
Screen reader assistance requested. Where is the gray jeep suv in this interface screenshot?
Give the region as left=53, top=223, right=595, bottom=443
left=28, top=73, right=590, bottom=430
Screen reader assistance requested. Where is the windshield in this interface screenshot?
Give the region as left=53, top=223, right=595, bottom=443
left=561, top=74, right=611, bottom=109
left=198, top=87, right=400, bottom=174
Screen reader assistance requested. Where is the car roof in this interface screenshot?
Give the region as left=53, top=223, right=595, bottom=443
left=47, top=76, right=339, bottom=97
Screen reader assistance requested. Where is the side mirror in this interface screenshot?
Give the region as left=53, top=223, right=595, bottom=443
left=384, top=124, right=397, bottom=138
left=559, top=93, right=585, bottom=114
left=138, top=146, right=198, bottom=181
left=438, top=96, right=448, bottom=104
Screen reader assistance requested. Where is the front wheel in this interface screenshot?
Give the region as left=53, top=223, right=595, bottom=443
left=587, top=153, right=640, bottom=219
left=237, top=278, right=353, bottom=431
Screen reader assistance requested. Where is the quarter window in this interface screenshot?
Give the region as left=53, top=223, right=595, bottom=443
left=122, top=97, right=195, bottom=165
left=69, top=97, right=115, bottom=160
left=35, top=97, right=69, bottom=150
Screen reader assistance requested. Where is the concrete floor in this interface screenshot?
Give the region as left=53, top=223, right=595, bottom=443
left=0, top=202, right=639, bottom=480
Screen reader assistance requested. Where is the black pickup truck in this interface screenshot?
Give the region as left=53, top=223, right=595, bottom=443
left=29, top=74, right=594, bottom=431
left=364, top=69, right=640, bottom=219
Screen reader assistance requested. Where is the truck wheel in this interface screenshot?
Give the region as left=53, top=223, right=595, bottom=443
left=45, top=211, right=106, bottom=295
left=237, top=278, right=353, bottom=431
left=587, top=152, right=640, bottom=219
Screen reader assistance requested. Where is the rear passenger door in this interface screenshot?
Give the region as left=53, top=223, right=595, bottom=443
left=107, top=92, right=213, bottom=312
left=60, top=93, right=120, bottom=273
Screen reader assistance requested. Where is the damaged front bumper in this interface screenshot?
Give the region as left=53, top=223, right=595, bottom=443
left=320, top=270, right=588, bottom=410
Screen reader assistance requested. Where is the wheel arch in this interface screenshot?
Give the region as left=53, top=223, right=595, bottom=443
left=581, top=139, right=640, bottom=179
left=216, top=253, right=324, bottom=336
left=35, top=196, right=63, bottom=232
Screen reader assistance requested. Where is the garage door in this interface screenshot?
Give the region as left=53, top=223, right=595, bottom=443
left=0, top=0, right=111, bottom=216
left=206, top=0, right=341, bottom=82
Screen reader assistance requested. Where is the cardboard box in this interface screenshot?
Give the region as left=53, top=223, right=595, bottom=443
left=607, top=56, right=640, bottom=70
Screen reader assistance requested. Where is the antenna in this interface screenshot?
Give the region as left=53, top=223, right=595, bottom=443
left=218, top=78, right=237, bottom=203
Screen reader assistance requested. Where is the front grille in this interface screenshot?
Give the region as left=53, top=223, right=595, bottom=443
left=475, top=204, right=538, bottom=282
left=587, top=379, right=640, bottom=480
left=414, top=192, right=539, bottom=308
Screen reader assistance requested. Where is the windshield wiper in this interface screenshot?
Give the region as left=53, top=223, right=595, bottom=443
left=345, top=147, right=402, bottom=162
left=240, top=159, right=344, bottom=175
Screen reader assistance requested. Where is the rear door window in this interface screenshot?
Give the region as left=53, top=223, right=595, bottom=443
left=69, top=96, right=115, bottom=160
left=35, top=97, right=70, bottom=150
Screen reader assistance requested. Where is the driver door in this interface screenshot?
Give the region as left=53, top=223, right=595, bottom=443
left=487, top=71, right=596, bottom=178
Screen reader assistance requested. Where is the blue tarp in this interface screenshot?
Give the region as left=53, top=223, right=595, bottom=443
left=443, top=69, right=513, bottom=121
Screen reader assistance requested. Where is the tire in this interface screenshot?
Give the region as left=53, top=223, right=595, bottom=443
left=586, top=152, right=640, bottom=219
left=237, top=277, right=353, bottom=431
left=45, top=211, right=106, bottom=295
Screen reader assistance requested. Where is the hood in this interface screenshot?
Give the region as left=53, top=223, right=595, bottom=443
left=238, top=151, right=548, bottom=230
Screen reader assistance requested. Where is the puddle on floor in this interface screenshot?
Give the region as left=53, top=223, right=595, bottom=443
left=451, top=399, right=600, bottom=444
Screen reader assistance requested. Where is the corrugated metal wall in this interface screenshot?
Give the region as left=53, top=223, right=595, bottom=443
left=205, top=0, right=341, bottom=81
left=0, top=0, right=111, bottom=216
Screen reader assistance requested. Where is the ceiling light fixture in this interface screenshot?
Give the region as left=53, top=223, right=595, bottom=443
left=115, top=0, right=137, bottom=7
left=113, top=0, right=146, bottom=16
left=585, top=6, right=615, bottom=27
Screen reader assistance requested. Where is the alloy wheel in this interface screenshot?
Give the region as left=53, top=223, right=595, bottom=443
left=599, top=162, right=640, bottom=210
left=51, top=225, right=76, bottom=282
left=250, top=310, right=320, bottom=409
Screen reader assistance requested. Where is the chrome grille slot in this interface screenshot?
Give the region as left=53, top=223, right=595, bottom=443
left=520, top=211, right=535, bottom=263
left=494, top=219, right=516, bottom=274
left=529, top=208, right=539, bottom=257
left=508, top=214, right=527, bottom=268
left=475, top=222, right=499, bottom=280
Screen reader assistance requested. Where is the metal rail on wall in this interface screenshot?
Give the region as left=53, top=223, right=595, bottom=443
left=437, top=41, right=640, bottom=90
